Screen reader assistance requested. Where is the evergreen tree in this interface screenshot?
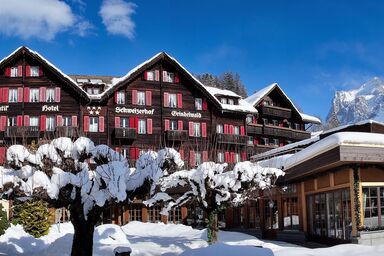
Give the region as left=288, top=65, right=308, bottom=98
left=0, top=204, right=10, bottom=235
left=195, top=72, right=248, bottom=97
left=12, top=199, right=50, bottom=238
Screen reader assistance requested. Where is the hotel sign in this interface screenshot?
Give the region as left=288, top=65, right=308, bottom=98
left=115, top=107, right=155, bottom=115
left=0, top=105, right=9, bottom=111
left=42, top=105, right=59, bottom=112
left=171, top=111, right=201, bottom=118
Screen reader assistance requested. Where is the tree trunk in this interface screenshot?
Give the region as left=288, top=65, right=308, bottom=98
left=69, top=199, right=102, bottom=256
left=207, top=210, right=218, bottom=244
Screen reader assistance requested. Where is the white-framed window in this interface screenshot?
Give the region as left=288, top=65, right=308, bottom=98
left=246, top=116, right=253, bottom=124
left=169, top=93, right=177, bottom=108
left=262, top=137, right=269, bottom=145
left=137, top=91, right=145, bottom=105
left=62, top=116, right=71, bottom=127
left=272, top=120, right=278, bottom=126
left=87, top=87, right=100, bottom=95
left=8, top=89, right=18, bottom=103
left=233, top=126, right=240, bottom=135
left=29, top=88, right=39, bottom=102
left=93, top=88, right=100, bottom=94
left=294, top=123, right=301, bottom=130
left=46, top=116, right=55, bottom=131
left=8, top=116, right=17, bottom=127
left=164, top=72, right=174, bottom=83
left=193, top=122, right=201, bottom=137
left=228, top=98, right=234, bottom=105
left=46, top=88, right=55, bottom=103
left=216, top=124, right=223, bottom=133
left=220, top=98, right=227, bottom=104
left=273, top=138, right=279, bottom=146
left=89, top=117, right=99, bottom=132
left=121, top=148, right=128, bottom=159
left=217, top=152, right=224, bottom=163
left=263, top=101, right=270, bottom=106
left=138, top=119, right=146, bottom=134
left=195, top=151, right=202, bottom=166
left=170, top=120, right=178, bottom=130
left=117, top=91, right=125, bottom=104
left=287, top=122, right=292, bottom=128
left=30, top=117, right=39, bottom=127
left=146, top=71, right=155, bottom=81
left=30, top=66, right=39, bottom=77
left=10, top=67, right=18, bottom=77
left=262, top=118, right=268, bottom=125
left=195, top=98, right=202, bottom=110
left=120, top=117, right=129, bottom=128
left=234, top=153, right=240, bottom=163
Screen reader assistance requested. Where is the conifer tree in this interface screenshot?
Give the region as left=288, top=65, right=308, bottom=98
left=0, top=204, right=10, bottom=235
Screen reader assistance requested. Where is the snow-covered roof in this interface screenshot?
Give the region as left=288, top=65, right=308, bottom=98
left=203, top=86, right=240, bottom=98
left=245, top=83, right=321, bottom=124
left=322, top=119, right=384, bottom=135
left=258, top=154, right=294, bottom=169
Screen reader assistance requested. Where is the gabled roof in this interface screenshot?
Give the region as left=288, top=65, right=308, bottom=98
left=245, top=83, right=321, bottom=124
left=0, top=46, right=89, bottom=100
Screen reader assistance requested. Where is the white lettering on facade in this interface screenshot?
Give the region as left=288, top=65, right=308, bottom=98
left=115, top=107, right=155, bottom=115
left=171, top=111, right=202, bottom=118
left=0, top=105, right=9, bottom=112
left=42, top=105, right=59, bottom=112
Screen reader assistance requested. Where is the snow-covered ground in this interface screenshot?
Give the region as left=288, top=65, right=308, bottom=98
left=0, top=221, right=384, bottom=256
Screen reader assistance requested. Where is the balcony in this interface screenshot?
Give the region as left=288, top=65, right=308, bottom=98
left=55, top=126, right=79, bottom=138
left=260, top=105, right=291, bottom=119
left=263, top=125, right=292, bottom=138
left=291, top=129, right=311, bottom=140
left=115, top=128, right=137, bottom=140
left=5, top=126, right=40, bottom=138
left=215, top=133, right=248, bottom=145
left=247, top=124, right=263, bottom=135
left=165, top=130, right=188, bottom=141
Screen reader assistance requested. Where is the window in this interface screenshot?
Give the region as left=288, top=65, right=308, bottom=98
left=87, top=87, right=100, bottom=95
left=272, top=120, right=278, bottom=126
left=228, top=98, right=234, bottom=105
left=195, top=152, right=202, bottom=166
left=283, top=197, right=299, bottom=230
left=216, top=124, right=223, bottom=133
left=147, top=206, right=161, bottom=222
left=120, top=117, right=129, bottom=128
left=294, top=123, right=301, bottom=130
left=10, top=67, right=18, bottom=77
left=46, top=88, right=55, bottom=103
left=93, top=88, right=100, bottom=94
left=163, top=72, right=174, bottom=83
left=286, top=122, right=292, bottom=128
left=8, top=89, right=17, bottom=103
left=29, top=88, right=39, bottom=102
left=138, top=119, right=146, bottom=134
left=217, top=152, right=224, bottom=163
left=262, top=137, right=269, bottom=145
left=89, top=117, right=99, bottom=132
left=234, top=153, right=240, bottom=163
left=363, top=187, right=384, bottom=228
left=116, top=91, right=125, bottom=104
left=29, top=117, right=39, bottom=127
left=62, top=116, right=71, bottom=127
left=193, top=122, right=201, bottom=137
left=169, top=93, right=177, bottom=108
left=30, top=66, right=39, bottom=77
left=137, top=91, right=145, bottom=105
left=195, top=98, right=203, bottom=110
left=170, top=120, right=178, bottom=130
left=8, top=117, right=17, bottom=127
left=128, top=204, right=142, bottom=221
left=246, top=116, right=253, bottom=124
left=263, top=100, right=270, bottom=106
left=233, top=126, right=240, bottom=135
left=146, top=71, right=155, bottom=81
left=46, top=116, right=55, bottom=131
left=263, top=118, right=268, bottom=125
left=220, top=98, right=227, bottom=104
left=273, top=139, right=279, bottom=146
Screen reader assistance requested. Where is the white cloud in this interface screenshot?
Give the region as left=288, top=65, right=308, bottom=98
left=99, top=0, right=137, bottom=39
left=0, top=0, right=93, bottom=40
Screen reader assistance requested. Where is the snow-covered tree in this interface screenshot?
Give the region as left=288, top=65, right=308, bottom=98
left=0, top=137, right=183, bottom=256
left=145, top=161, right=284, bottom=244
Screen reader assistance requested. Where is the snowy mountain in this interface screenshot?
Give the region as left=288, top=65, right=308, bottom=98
left=326, top=77, right=384, bottom=126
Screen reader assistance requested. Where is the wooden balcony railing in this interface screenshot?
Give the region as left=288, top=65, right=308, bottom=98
left=114, top=128, right=137, bottom=139
left=262, top=125, right=310, bottom=141
left=5, top=126, right=40, bottom=138
left=291, top=129, right=311, bottom=140
left=165, top=130, right=188, bottom=141
left=215, top=133, right=248, bottom=145
left=247, top=124, right=263, bottom=135
left=55, top=126, right=79, bottom=138
left=260, top=105, right=292, bottom=119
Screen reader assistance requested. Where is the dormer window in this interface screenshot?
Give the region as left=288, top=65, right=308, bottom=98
left=87, top=87, right=100, bottom=95
left=220, top=98, right=227, bottom=104
left=228, top=98, right=234, bottom=105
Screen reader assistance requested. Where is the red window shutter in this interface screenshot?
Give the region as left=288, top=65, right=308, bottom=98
left=229, top=125, right=234, bottom=135
left=155, top=70, right=160, bottom=81
left=56, top=115, right=63, bottom=127
left=240, top=126, right=245, bottom=136
left=23, top=87, right=30, bottom=103
left=40, top=115, right=46, bottom=131
left=147, top=118, right=153, bottom=134
left=17, top=66, right=22, bottom=77
left=135, top=148, right=140, bottom=160
left=241, top=151, right=247, bottom=161
left=225, top=152, right=230, bottom=163
left=174, top=73, right=180, bottom=83
left=230, top=152, right=235, bottom=163
left=55, top=87, right=61, bottom=102
left=280, top=139, right=285, bottom=147
left=190, top=151, right=195, bottom=167
left=2, top=88, right=8, bottom=103
left=162, top=71, right=168, bottom=82
left=99, top=116, right=105, bottom=132
left=83, top=116, right=90, bottom=132
left=179, top=149, right=184, bottom=160
left=201, top=122, right=207, bottom=137
left=114, top=117, right=120, bottom=128
left=38, top=67, right=43, bottom=76
left=145, top=91, right=152, bottom=106
left=134, top=117, right=139, bottom=129
left=202, top=98, right=208, bottom=110
left=132, top=90, right=138, bottom=105
left=130, top=147, right=136, bottom=160
left=178, top=120, right=183, bottom=130
left=189, top=122, right=194, bottom=136
left=114, top=91, right=118, bottom=104
left=164, top=119, right=170, bottom=131
left=224, top=124, right=229, bottom=134
left=0, top=88, right=2, bottom=103
left=5, top=68, right=11, bottom=77
left=254, top=137, right=259, bottom=145
left=24, top=115, right=30, bottom=126
left=202, top=151, right=208, bottom=162
left=17, top=115, right=23, bottom=126
left=144, top=71, right=148, bottom=80
left=72, top=116, right=78, bottom=127
left=17, top=88, right=23, bottom=103
left=163, top=92, right=169, bottom=107
left=129, top=117, right=135, bottom=128
left=177, top=94, right=183, bottom=108
left=0, top=116, right=6, bottom=131
left=39, top=87, right=46, bottom=102
left=26, top=66, right=31, bottom=77
left=0, top=147, right=6, bottom=164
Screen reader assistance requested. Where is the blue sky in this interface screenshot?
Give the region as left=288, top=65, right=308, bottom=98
left=1, top=0, right=384, bottom=120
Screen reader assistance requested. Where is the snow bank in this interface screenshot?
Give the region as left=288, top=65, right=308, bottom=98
left=179, top=243, right=274, bottom=256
